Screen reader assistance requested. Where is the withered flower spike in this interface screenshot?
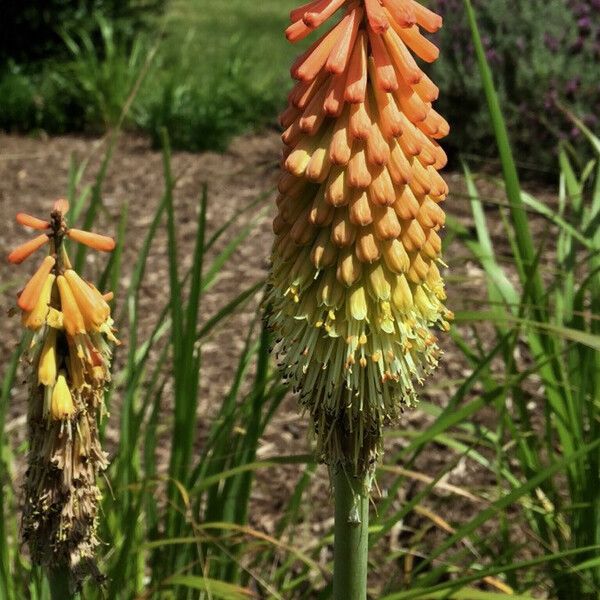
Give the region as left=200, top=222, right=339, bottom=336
left=10, top=200, right=118, bottom=587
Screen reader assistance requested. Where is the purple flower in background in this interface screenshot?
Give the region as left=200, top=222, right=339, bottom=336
left=486, top=48, right=500, bottom=63
left=429, top=0, right=598, bottom=167
left=566, top=77, right=581, bottom=93
left=545, top=33, right=560, bottom=52
left=571, top=38, right=585, bottom=53
left=578, top=17, right=592, bottom=34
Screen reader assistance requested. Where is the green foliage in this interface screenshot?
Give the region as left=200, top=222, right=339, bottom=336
left=58, top=14, right=151, bottom=129
left=0, top=0, right=296, bottom=148
left=383, top=2, right=600, bottom=597
left=0, top=16, right=152, bottom=134
left=138, top=35, right=285, bottom=152
left=430, top=0, right=600, bottom=173
left=135, top=0, right=299, bottom=150
left=0, top=63, right=74, bottom=133
left=1, top=0, right=598, bottom=162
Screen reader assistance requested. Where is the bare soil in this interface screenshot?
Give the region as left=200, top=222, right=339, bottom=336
left=0, top=130, right=556, bottom=597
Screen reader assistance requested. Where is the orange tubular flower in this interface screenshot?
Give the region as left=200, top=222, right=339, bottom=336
left=8, top=199, right=118, bottom=584
left=8, top=234, right=50, bottom=264
left=267, top=0, right=452, bottom=475
left=66, top=228, right=116, bottom=252
left=18, top=256, right=56, bottom=312
left=16, top=213, right=51, bottom=230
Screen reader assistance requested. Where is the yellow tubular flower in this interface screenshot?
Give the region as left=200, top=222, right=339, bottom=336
left=267, top=0, right=452, bottom=474
left=63, top=269, right=110, bottom=330
left=22, top=273, right=55, bottom=330
left=50, top=372, right=75, bottom=420
left=66, top=343, right=85, bottom=390
left=18, top=256, right=56, bottom=312
left=38, top=328, right=58, bottom=387
left=57, top=275, right=86, bottom=336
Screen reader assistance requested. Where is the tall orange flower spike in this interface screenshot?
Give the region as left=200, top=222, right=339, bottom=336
left=267, top=0, right=452, bottom=477
left=8, top=199, right=118, bottom=585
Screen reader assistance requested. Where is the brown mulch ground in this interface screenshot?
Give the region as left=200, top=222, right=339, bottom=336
left=0, top=130, right=556, bottom=597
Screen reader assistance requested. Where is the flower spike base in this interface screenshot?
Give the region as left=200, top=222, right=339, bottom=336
left=266, top=0, right=451, bottom=597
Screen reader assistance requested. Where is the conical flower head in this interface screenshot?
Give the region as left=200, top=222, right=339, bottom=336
left=8, top=199, right=118, bottom=585
left=267, top=0, right=452, bottom=475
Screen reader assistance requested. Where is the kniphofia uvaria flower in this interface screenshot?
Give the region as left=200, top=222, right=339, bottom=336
left=9, top=199, right=118, bottom=587
left=267, top=0, right=452, bottom=478
left=266, top=3, right=451, bottom=596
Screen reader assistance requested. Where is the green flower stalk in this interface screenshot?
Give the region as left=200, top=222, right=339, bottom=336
left=8, top=199, right=118, bottom=592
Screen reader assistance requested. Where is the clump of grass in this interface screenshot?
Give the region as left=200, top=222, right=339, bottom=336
left=138, top=35, right=285, bottom=151
left=0, top=0, right=297, bottom=149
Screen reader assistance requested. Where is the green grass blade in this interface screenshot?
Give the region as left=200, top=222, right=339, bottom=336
left=464, top=0, right=545, bottom=312
left=165, top=575, right=254, bottom=599
left=412, top=439, right=600, bottom=577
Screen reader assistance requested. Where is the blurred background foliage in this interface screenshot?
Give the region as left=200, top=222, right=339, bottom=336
left=430, top=0, right=600, bottom=174
left=1, top=0, right=598, bottom=167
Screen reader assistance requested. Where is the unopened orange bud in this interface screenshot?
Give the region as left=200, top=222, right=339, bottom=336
left=18, top=256, right=56, bottom=312
left=8, top=234, right=50, bottom=265
left=53, top=198, right=69, bottom=215
left=16, top=213, right=50, bottom=230
left=67, top=229, right=116, bottom=252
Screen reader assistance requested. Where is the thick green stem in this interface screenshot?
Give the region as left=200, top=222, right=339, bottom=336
left=48, top=567, right=76, bottom=600
left=333, top=468, right=369, bottom=600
